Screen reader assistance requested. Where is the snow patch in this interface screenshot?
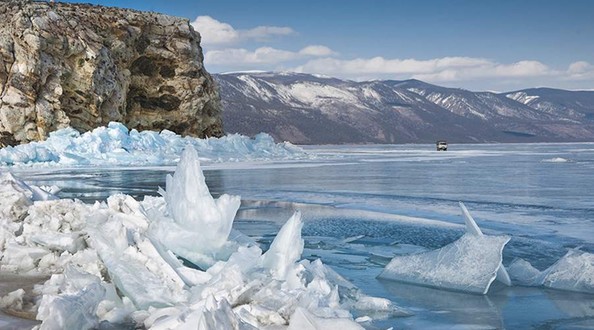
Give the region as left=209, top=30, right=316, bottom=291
left=506, top=92, right=540, bottom=105
left=236, top=74, right=275, bottom=101
left=289, top=82, right=359, bottom=106
left=361, top=87, right=382, bottom=102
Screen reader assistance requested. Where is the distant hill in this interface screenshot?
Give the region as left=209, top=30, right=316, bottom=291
left=215, top=72, right=594, bottom=144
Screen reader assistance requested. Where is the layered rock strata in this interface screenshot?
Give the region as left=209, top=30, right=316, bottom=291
left=0, top=0, right=222, bottom=146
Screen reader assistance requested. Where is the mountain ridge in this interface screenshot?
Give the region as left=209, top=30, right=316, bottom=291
left=215, top=71, right=594, bottom=144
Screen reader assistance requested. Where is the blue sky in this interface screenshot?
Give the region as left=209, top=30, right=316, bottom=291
left=62, top=0, right=593, bottom=91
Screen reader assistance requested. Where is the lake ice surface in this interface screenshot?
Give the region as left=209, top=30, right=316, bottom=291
left=5, top=142, right=594, bottom=328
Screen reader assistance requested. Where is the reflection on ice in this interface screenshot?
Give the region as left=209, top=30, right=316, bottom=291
left=379, top=203, right=510, bottom=294
left=379, top=279, right=504, bottom=329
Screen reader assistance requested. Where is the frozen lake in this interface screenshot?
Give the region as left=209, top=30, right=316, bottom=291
left=9, top=142, right=594, bottom=328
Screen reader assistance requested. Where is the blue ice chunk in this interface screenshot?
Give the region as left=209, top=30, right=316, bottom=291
left=378, top=203, right=511, bottom=294
left=0, top=122, right=307, bottom=166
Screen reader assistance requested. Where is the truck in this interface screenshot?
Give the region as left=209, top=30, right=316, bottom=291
left=436, top=140, right=448, bottom=151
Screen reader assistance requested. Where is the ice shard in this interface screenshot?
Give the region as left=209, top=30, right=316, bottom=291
left=149, top=146, right=241, bottom=268
left=261, top=211, right=304, bottom=281
left=87, top=209, right=187, bottom=310
left=378, top=202, right=510, bottom=294
left=287, top=307, right=364, bottom=330
left=509, top=250, right=594, bottom=294
left=36, top=283, right=105, bottom=330
left=541, top=250, right=594, bottom=294
left=508, top=258, right=543, bottom=286
left=459, top=202, right=511, bottom=286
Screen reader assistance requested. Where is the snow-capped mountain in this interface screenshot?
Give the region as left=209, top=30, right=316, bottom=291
left=215, top=72, right=594, bottom=144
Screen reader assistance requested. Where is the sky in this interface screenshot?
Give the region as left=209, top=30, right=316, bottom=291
left=61, top=0, right=594, bottom=91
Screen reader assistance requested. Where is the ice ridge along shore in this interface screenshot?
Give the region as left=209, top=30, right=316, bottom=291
left=0, top=122, right=308, bottom=167
left=0, top=147, right=402, bottom=329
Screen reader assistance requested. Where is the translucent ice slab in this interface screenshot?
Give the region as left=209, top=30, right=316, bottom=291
left=509, top=250, right=594, bottom=294
left=379, top=202, right=510, bottom=294
left=542, top=250, right=594, bottom=294
left=149, top=147, right=241, bottom=268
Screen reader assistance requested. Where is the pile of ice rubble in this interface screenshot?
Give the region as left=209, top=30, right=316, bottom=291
left=0, top=147, right=400, bottom=329
left=0, top=122, right=307, bottom=166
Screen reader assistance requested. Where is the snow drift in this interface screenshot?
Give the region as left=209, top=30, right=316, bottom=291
left=0, top=147, right=400, bottom=329
left=0, top=122, right=307, bottom=167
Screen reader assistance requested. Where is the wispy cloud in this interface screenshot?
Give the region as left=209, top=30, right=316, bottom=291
left=298, top=45, right=336, bottom=57
left=291, top=57, right=594, bottom=89
left=205, top=46, right=336, bottom=66
left=566, top=61, right=594, bottom=80
left=241, top=26, right=295, bottom=42
left=206, top=47, right=300, bottom=65
left=193, top=16, right=594, bottom=90
left=293, top=57, right=554, bottom=81
left=191, top=16, right=295, bottom=46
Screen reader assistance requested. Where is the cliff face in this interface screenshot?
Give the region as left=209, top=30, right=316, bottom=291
left=0, top=0, right=222, bottom=146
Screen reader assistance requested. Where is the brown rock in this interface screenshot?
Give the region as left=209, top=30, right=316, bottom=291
left=0, top=0, right=222, bottom=146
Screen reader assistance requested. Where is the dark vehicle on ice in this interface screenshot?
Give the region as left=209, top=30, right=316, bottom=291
left=436, top=140, right=448, bottom=151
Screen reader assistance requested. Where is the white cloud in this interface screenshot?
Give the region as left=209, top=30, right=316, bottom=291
left=191, top=16, right=240, bottom=46
left=567, top=61, right=594, bottom=80
left=491, top=61, right=550, bottom=77
left=190, top=17, right=593, bottom=90
left=298, top=45, right=336, bottom=57
left=241, top=26, right=295, bottom=41
left=568, top=61, right=592, bottom=74
left=191, top=16, right=294, bottom=46
left=293, top=57, right=558, bottom=82
left=205, top=46, right=337, bottom=66
left=205, top=47, right=300, bottom=65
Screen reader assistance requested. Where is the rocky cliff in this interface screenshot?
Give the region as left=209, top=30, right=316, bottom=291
left=0, top=0, right=222, bottom=146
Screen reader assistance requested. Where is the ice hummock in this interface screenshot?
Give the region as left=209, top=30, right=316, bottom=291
left=0, top=147, right=399, bottom=329
left=0, top=122, right=307, bottom=167
left=509, top=250, right=594, bottom=294
left=150, top=146, right=241, bottom=268
left=378, top=202, right=511, bottom=294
